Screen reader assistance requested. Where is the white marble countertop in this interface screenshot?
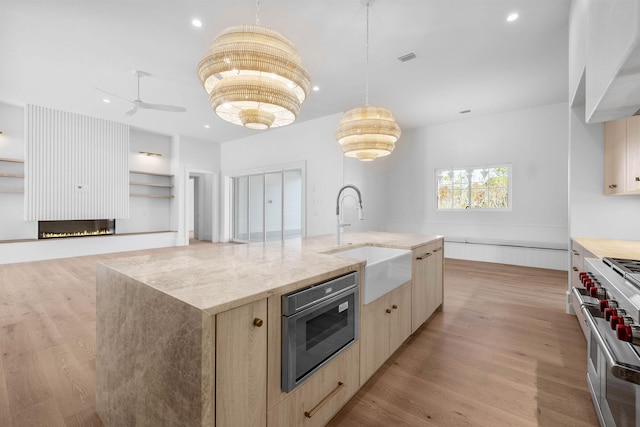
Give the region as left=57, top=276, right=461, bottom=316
left=98, top=231, right=443, bottom=315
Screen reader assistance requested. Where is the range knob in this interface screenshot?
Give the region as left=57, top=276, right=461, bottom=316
left=590, top=286, right=607, bottom=299
left=599, top=300, right=609, bottom=311
left=617, top=324, right=632, bottom=342
left=617, top=324, right=640, bottom=345
left=611, top=314, right=632, bottom=330
left=611, top=315, right=623, bottom=330
left=605, top=308, right=618, bottom=321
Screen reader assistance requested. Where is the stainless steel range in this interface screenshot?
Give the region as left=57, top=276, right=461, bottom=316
left=573, top=257, right=640, bottom=427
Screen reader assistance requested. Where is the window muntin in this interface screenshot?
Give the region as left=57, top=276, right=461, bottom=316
left=436, top=165, right=510, bottom=210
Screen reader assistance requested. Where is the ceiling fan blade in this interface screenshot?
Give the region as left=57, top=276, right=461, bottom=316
left=95, top=88, right=131, bottom=103
left=125, top=105, right=138, bottom=116
left=136, top=101, right=187, bottom=113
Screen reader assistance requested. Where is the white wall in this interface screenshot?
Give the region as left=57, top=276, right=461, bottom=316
left=569, top=104, right=640, bottom=239
left=0, top=101, right=35, bottom=240
left=384, top=102, right=570, bottom=269
left=117, top=129, right=173, bottom=234
left=222, top=113, right=345, bottom=238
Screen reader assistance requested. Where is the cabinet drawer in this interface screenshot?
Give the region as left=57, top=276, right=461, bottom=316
left=268, top=342, right=359, bottom=427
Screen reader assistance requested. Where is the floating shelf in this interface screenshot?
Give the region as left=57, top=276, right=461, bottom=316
left=0, top=157, right=25, bottom=163
left=130, top=194, right=175, bottom=198
left=129, top=170, right=174, bottom=177
left=0, top=172, right=25, bottom=178
left=129, top=182, right=174, bottom=188
left=0, top=189, right=24, bottom=193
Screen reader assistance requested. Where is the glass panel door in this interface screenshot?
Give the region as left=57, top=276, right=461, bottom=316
left=233, top=176, right=249, bottom=241
left=265, top=172, right=283, bottom=241
left=284, top=170, right=302, bottom=239
left=249, top=174, right=264, bottom=242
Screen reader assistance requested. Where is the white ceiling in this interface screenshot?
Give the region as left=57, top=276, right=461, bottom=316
left=0, top=0, right=571, bottom=144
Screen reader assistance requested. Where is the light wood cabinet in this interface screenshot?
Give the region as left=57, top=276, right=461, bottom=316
left=268, top=343, right=359, bottom=427
left=604, top=116, right=640, bottom=195
left=359, top=281, right=411, bottom=384
left=216, top=299, right=268, bottom=427
left=627, top=116, right=640, bottom=192
left=411, top=240, right=444, bottom=333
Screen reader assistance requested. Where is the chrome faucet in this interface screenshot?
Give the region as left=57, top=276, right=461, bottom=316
left=336, top=185, right=364, bottom=245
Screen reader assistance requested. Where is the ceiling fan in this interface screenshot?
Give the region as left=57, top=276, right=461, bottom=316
left=98, top=70, right=187, bottom=116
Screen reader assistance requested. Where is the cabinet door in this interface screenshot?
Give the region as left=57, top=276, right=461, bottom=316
left=429, top=245, right=444, bottom=316
left=359, top=293, right=390, bottom=385
left=411, top=244, right=430, bottom=333
left=570, top=240, right=584, bottom=289
left=216, top=299, right=267, bottom=427
left=389, top=282, right=412, bottom=354
left=626, top=115, right=640, bottom=192
left=604, top=119, right=627, bottom=194
left=267, top=343, right=359, bottom=427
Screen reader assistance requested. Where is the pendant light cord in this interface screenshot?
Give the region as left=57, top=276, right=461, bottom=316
left=256, top=0, right=260, bottom=25
left=365, top=1, right=370, bottom=106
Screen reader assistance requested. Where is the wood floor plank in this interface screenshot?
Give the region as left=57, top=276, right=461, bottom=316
left=328, top=258, right=599, bottom=427
left=0, top=247, right=600, bottom=426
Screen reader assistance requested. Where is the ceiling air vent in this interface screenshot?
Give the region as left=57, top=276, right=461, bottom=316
left=398, top=52, right=417, bottom=62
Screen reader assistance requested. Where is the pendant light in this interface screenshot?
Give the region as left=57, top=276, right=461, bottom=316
left=197, top=0, right=311, bottom=130
left=335, top=0, right=401, bottom=161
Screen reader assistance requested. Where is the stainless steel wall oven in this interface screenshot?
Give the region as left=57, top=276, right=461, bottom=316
left=281, top=271, right=359, bottom=392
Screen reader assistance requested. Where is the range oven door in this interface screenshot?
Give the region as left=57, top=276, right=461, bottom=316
left=282, top=283, right=359, bottom=392
left=583, top=306, right=640, bottom=426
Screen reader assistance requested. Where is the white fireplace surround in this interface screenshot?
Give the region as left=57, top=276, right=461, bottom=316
left=24, top=104, right=129, bottom=221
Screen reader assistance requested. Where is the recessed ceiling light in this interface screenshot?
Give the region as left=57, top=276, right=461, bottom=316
left=192, top=19, right=203, bottom=28
left=312, top=86, right=319, bottom=92
left=102, top=98, right=111, bottom=103
left=507, top=12, right=519, bottom=22
left=204, top=124, right=210, bottom=129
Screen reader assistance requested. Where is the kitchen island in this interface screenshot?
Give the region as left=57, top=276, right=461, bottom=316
left=96, top=232, right=443, bottom=427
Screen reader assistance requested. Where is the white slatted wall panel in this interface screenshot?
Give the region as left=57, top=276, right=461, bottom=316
left=25, top=105, right=130, bottom=220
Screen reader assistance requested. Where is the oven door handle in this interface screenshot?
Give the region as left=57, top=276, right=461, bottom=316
left=581, top=305, right=640, bottom=384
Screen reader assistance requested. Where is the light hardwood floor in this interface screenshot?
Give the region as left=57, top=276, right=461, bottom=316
left=0, top=244, right=599, bottom=427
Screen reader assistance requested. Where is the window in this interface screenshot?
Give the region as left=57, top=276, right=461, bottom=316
left=231, top=169, right=303, bottom=242
left=436, top=165, right=511, bottom=210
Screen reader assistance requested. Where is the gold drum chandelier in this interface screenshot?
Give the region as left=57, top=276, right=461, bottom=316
left=335, top=0, right=401, bottom=161
left=197, top=3, right=310, bottom=130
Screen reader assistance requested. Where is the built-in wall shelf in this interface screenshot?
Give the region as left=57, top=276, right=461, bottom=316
left=0, top=157, right=25, bottom=163
left=129, top=170, right=173, bottom=177
left=130, top=182, right=174, bottom=188
left=130, top=194, right=175, bottom=199
left=129, top=170, right=174, bottom=199
left=0, top=158, right=25, bottom=194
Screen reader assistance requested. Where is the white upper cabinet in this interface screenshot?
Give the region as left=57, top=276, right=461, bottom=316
left=586, top=0, right=640, bottom=123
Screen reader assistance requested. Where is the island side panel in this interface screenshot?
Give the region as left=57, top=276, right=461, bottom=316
left=96, top=264, right=214, bottom=427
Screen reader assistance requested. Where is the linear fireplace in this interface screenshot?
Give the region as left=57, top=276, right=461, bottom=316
left=38, top=219, right=116, bottom=239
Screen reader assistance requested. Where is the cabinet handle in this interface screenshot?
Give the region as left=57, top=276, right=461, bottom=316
left=572, top=250, right=579, bottom=256
left=608, top=184, right=618, bottom=189
left=304, top=381, right=344, bottom=418
left=386, top=308, right=392, bottom=314
left=636, top=177, right=640, bottom=182
left=433, top=247, right=442, bottom=253
left=253, top=318, right=263, bottom=327
left=392, top=304, right=398, bottom=309
left=572, top=267, right=578, bottom=272
left=416, top=252, right=432, bottom=260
